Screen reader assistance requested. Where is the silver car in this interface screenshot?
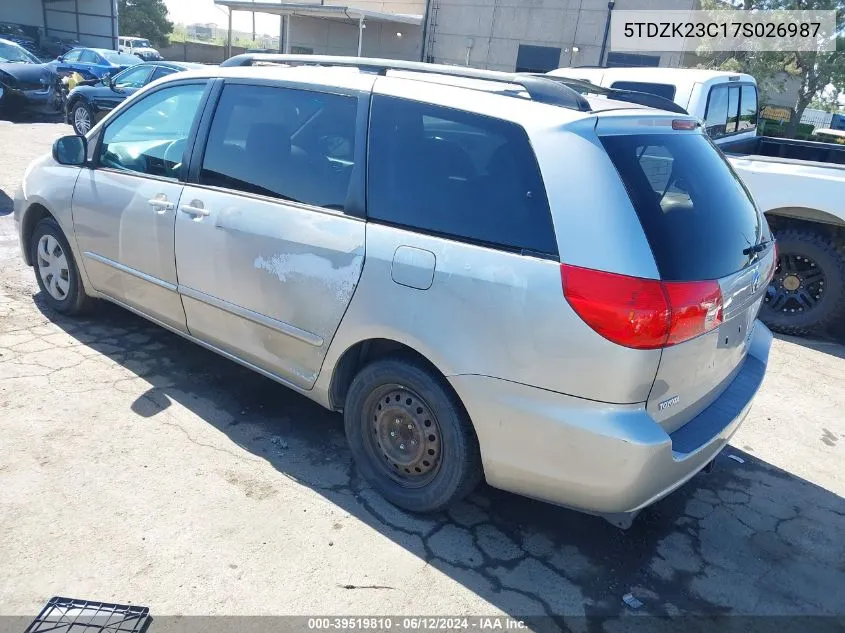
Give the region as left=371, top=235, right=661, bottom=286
left=14, top=56, right=775, bottom=526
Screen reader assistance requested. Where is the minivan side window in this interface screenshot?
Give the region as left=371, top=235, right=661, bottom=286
left=367, top=95, right=557, bottom=256
left=99, top=83, right=206, bottom=178
left=199, top=84, right=357, bottom=210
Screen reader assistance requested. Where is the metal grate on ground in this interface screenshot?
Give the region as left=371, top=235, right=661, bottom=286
left=25, top=597, right=151, bottom=633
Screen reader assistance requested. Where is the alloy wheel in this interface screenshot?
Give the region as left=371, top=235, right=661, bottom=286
left=73, top=106, right=91, bottom=134
left=765, top=252, right=825, bottom=315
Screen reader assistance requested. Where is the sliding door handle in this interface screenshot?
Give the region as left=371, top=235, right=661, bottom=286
left=179, top=200, right=209, bottom=217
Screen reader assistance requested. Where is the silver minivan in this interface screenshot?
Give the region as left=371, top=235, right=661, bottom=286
left=14, top=56, right=775, bottom=526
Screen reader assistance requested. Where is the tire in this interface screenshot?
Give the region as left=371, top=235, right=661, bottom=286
left=344, top=357, right=482, bottom=513
left=70, top=101, right=93, bottom=136
left=30, top=217, right=92, bottom=316
left=760, top=228, right=845, bottom=336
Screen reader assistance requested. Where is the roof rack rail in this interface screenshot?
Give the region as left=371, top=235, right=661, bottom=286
left=536, top=75, right=689, bottom=114
left=220, top=54, right=592, bottom=112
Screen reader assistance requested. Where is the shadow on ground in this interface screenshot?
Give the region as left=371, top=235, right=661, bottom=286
left=32, top=296, right=845, bottom=628
left=0, top=109, right=63, bottom=125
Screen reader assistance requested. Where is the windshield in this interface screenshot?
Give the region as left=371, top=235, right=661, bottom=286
left=102, top=50, right=141, bottom=65
left=131, top=39, right=152, bottom=48
left=0, top=40, right=39, bottom=64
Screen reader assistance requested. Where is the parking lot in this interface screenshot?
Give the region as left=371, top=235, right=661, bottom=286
left=1, top=119, right=844, bottom=627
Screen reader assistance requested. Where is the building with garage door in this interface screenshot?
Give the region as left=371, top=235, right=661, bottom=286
left=1, top=0, right=118, bottom=51
left=216, top=0, right=695, bottom=71
left=423, top=0, right=696, bottom=71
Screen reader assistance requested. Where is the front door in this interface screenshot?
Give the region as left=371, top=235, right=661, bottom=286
left=175, top=81, right=366, bottom=388
left=72, top=81, right=209, bottom=332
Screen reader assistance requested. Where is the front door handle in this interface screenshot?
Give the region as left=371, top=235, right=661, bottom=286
left=148, top=195, right=175, bottom=211
left=179, top=200, right=209, bottom=217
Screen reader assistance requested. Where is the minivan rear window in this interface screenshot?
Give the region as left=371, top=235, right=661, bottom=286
left=600, top=133, right=764, bottom=281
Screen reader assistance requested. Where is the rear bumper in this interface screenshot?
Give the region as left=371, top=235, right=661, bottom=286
left=449, top=322, right=773, bottom=515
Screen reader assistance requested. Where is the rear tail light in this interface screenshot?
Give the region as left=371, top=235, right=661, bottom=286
left=561, top=264, right=723, bottom=350
left=662, top=281, right=723, bottom=346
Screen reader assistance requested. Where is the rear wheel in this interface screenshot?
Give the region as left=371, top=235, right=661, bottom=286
left=761, top=228, right=845, bottom=336
left=344, top=357, right=482, bottom=513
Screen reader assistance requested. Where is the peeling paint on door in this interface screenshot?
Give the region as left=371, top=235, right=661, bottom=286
left=254, top=252, right=364, bottom=304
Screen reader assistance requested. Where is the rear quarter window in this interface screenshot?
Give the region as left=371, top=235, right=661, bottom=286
left=600, top=132, right=764, bottom=281
left=367, top=95, right=557, bottom=256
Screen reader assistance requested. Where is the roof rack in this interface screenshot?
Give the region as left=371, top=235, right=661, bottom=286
left=536, top=75, right=690, bottom=114
left=220, top=54, right=592, bottom=112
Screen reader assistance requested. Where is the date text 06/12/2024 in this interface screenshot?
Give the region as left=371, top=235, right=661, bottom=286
left=306, top=617, right=527, bottom=630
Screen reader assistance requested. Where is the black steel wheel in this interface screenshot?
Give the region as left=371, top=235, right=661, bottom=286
left=365, top=384, right=442, bottom=487
left=344, top=357, right=482, bottom=513
left=761, top=228, right=845, bottom=336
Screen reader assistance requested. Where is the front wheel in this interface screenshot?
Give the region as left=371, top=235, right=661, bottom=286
left=30, top=217, right=92, bottom=315
left=760, top=228, right=845, bottom=336
left=71, top=101, right=93, bottom=136
left=344, top=357, right=482, bottom=513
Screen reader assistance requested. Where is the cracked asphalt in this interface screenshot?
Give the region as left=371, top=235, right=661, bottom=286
left=1, top=120, right=844, bottom=628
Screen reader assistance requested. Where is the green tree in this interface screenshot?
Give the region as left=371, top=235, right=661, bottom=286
left=809, top=86, right=842, bottom=111
left=118, top=0, right=174, bottom=47
left=697, top=0, right=845, bottom=137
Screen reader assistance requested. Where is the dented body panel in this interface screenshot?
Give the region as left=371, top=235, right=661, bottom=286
left=175, top=185, right=365, bottom=389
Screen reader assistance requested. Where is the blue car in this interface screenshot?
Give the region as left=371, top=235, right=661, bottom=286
left=53, top=47, right=142, bottom=82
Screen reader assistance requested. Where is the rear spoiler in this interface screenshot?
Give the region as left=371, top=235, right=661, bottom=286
left=529, top=75, right=689, bottom=115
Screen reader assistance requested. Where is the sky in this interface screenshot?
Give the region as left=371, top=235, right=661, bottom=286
left=164, top=0, right=284, bottom=35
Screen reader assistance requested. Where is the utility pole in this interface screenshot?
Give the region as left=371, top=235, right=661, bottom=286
left=599, top=0, right=615, bottom=67
left=227, top=7, right=233, bottom=59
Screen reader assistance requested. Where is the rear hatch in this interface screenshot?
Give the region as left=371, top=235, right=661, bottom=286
left=598, top=124, right=774, bottom=432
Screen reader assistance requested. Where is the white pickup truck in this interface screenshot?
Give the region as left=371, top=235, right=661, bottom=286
left=549, top=67, right=845, bottom=336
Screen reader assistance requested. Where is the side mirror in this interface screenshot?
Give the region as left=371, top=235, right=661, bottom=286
left=53, top=135, right=87, bottom=165
left=57, top=55, right=65, bottom=62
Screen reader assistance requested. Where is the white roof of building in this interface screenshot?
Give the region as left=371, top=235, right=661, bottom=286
left=214, top=0, right=422, bottom=25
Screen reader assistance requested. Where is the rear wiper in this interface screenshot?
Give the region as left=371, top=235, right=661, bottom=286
left=743, top=239, right=772, bottom=255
